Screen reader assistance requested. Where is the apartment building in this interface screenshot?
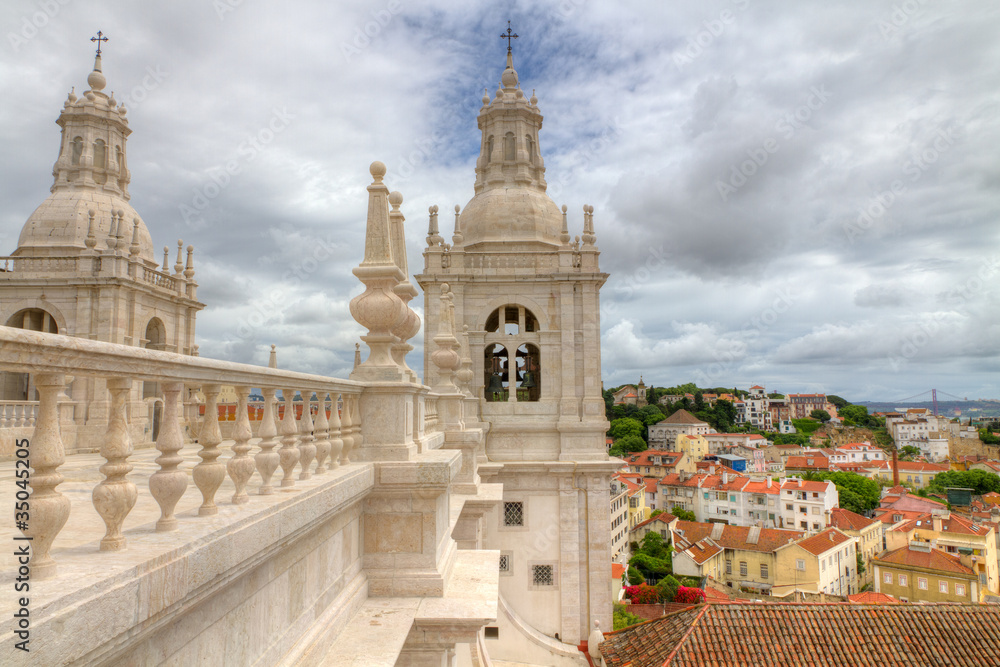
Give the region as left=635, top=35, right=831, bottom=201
left=786, top=393, right=839, bottom=420
left=779, top=478, right=839, bottom=532
left=829, top=507, right=883, bottom=587
left=775, top=528, right=859, bottom=597
left=873, top=543, right=980, bottom=603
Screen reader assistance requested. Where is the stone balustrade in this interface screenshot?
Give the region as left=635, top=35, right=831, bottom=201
left=0, top=325, right=368, bottom=579
left=0, top=400, right=38, bottom=428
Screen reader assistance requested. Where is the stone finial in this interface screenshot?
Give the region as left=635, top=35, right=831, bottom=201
left=129, top=219, right=141, bottom=257
left=174, top=239, right=184, bottom=275
left=456, top=323, right=475, bottom=398
left=482, top=88, right=490, bottom=106
left=268, top=344, right=278, bottom=369
left=452, top=204, right=463, bottom=245
left=588, top=619, right=606, bottom=664
left=353, top=343, right=361, bottom=369
left=530, top=88, right=538, bottom=106
left=107, top=212, right=119, bottom=253
left=389, top=190, right=421, bottom=382
left=115, top=210, right=126, bottom=251
left=162, top=246, right=169, bottom=271
left=430, top=283, right=461, bottom=392
left=184, top=245, right=195, bottom=280
left=582, top=204, right=596, bottom=245
left=560, top=204, right=570, bottom=244
left=85, top=210, right=98, bottom=250
left=426, top=205, right=442, bottom=246
left=350, top=162, right=407, bottom=380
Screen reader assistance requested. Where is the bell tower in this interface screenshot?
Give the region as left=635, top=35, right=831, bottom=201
left=415, top=31, right=617, bottom=659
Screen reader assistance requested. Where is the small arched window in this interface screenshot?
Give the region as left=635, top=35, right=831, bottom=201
left=526, top=135, right=535, bottom=163
left=484, top=343, right=509, bottom=402
left=71, top=137, right=83, bottom=165
left=504, top=132, right=515, bottom=160
left=93, top=139, right=106, bottom=169
left=116, top=145, right=123, bottom=172
left=483, top=305, right=540, bottom=402
left=486, top=135, right=494, bottom=164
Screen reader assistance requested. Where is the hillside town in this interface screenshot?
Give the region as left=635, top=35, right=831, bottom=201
left=605, top=380, right=1000, bottom=635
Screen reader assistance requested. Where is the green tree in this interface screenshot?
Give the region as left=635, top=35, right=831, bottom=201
left=810, top=409, right=832, bottom=423
left=613, top=603, right=644, bottom=630
left=827, top=395, right=850, bottom=410
left=856, top=552, right=866, bottom=576
left=671, top=506, right=696, bottom=521
left=655, top=574, right=681, bottom=603
left=650, top=509, right=664, bottom=519
left=929, top=470, right=1000, bottom=495
left=838, top=404, right=870, bottom=426
left=627, top=566, right=644, bottom=585
left=898, top=445, right=921, bottom=460
left=609, top=417, right=644, bottom=440
left=609, top=434, right=647, bottom=457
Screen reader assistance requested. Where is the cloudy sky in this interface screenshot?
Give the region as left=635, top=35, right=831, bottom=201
left=2, top=0, right=998, bottom=402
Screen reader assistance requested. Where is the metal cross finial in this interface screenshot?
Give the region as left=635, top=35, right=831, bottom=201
left=500, top=21, right=518, bottom=53
left=91, top=30, right=108, bottom=56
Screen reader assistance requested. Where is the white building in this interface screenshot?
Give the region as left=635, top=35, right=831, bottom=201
left=610, top=476, right=630, bottom=563
left=735, top=385, right=772, bottom=430
left=779, top=478, right=839, bottom=532
left=828, top=442, right=886, bottom=464
left=647, top=408, right=710, bottom=446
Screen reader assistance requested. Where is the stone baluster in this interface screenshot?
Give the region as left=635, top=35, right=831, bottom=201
left=327, top=393, right=344, bottom=469
left=255, top=388, right=280, bottom=494
left=15, top=404, right=24, bottom=427
left=350, top=394, right=363, bottom=452
left=298, top=390, right=316, bottom=480
left=227, top=385, right=255, bottom=504
left=313, top=393, right=331, bottom=474
left=278, top=388, right=301, bottom=487
left=192, top=384, right=225, bottom=515
left=93, top=377, right=138, bottom=551
left=0, top=404, right=7, bottom=427
left=22, top=374, right=71, bottom=580
left=28, top=404, right=37, bottom=427
left=339, top=394, right=354, bottom=464
left=149, top=382, right=187, bottom=531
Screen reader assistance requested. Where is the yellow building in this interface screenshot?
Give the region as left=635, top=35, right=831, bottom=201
left=829, top=507, right=883, bottom=587
left=884, top=510, right=998, bottom=596
left=873, top=544, right=979, bottom=603
left=774, top=528, right=859, bottom=598
left=674, top=433, right=709, bottom=461
left=670, top=521, right=804, bottom=595
left=614, top=473, right=651, bottom=530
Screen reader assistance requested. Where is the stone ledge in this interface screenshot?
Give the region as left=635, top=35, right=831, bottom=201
left=0, top=464, right=375, bottom=666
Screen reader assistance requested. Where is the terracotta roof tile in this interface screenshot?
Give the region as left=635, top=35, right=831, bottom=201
left=663, top=409, right=708, bottom=425
left=847, top=591, right=898, bottom=604
left=673, top=520, right=803, bottom=553
left=600, top=603, right=1000, bottom=666
left=829, top=507, right=879, bottom=532
left=874, top=545, right=976, bottom=575
left=793, top=528, right=853, bottom=556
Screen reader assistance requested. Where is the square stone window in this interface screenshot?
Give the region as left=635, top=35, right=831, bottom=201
left=504, top=501, right=524, bottom=527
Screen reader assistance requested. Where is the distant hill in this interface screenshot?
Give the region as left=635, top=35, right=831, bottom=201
left=857, top=399, right=1000, bottom=419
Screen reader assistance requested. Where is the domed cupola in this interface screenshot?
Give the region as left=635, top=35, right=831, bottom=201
left=15, top=44, right=156, bottom=266
left=457, top=40, right=562, bottom=249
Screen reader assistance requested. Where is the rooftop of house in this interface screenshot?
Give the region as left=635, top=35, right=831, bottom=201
left=780, top=479, right=832, bottom=493
left=611, top=563, right=626, bottom=581
left=784, top=455, right=831, bottom=470
left=672, top=520, right=803, bottom=554
left=632, top=512, right=677, bottom=531
left=872, top=508, right=927, bottom=525
left=846, top=591, right=898, bottom=604
left=829, top=507, right=880, bottom=532
left=891, top=512, right=994, bottom=537
left=874, top=544, right=975, bottom=576
left=793, top=528, right=853, bottom=556
left=662, top=409, right=709, bottom=425
left=599, top=603, right=1000, bottom=667
left=676, top=537, right=724, bottom=564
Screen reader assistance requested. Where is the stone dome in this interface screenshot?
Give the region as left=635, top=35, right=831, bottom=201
left=459, top=186, right=563, bottom=247
left=16, top=189, right=156, bottom=264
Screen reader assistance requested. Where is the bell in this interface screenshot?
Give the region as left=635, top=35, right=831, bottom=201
left=487, top=373, right=505, bottom=396
left=521, top=370, right=536, bottom=389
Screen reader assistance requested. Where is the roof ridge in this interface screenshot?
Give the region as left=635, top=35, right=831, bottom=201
left=662, top=604, right=710, bottom=666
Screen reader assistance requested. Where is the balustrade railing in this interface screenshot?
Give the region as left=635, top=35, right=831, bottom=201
left=0, top=400, right=38, bottom=428
left=0, top=326, right=368, bottom=579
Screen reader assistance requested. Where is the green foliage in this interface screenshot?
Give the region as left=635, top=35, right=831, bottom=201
left=772, top=432, right=813, bottom=446
left=629, top=532, right=674, bottom=583
left=810, top=409, right=832, bottom=423
left=856, top=552, right=866, bottom=576
left=637, top=404, right=666, bottom=426
left=803, top=471, right=881, bottom=514
left=609, top=417, right=644, bottom=440
left=609, top=434, right=648, bottom=457
left=928, top=470, right=1000, bottom=495
left=650, top=509, right=664, bottom=519
left=898, top=445, right=921, bottom=460
left=838, top=404, right=869, bottom=426
left=980, top=429, right=1000, bottom=445
left=671, top=506, right=696, bottom=521
left=768, top=392, right=785, bottom=399
left=655, top=574, right=680, bottom=603
left=792, top=418, right=821, bottom=434
left=627, top=565, right=645, bottom=585
left=827, top=395, right=850, bottom=409
left=613, top=603, right=644, bottom=630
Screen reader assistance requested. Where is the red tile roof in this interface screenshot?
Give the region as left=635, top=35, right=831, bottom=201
left=872, top=508, right=926, bottom=525
left=612, top=563, right=626, bottom=580
left=891, top=512, right=994, bottom=537
left=633, top=512, right=677, bottom=531
left=874, top=545, right=975, bottom=575
left=785, top=455, right=831, bottom=470
left=673, top=521, right=803, bottom=554
left=680, top=538, right=723, bottom=565
left=793, top=528, right=853, bottom=556
left=847, top=591, right=898, bottom=604
left=829, top=508, right=879, bottom=532
left=780, top=479, right=833, bottom=493
left=599, top=603, right=1000, bottom=666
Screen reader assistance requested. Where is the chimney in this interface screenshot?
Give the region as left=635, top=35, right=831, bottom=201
left=892, top=448, right=899, bottom=487
left=723, top=471, right=729, bottom=484
left=767, top=477, right=772, bottom=489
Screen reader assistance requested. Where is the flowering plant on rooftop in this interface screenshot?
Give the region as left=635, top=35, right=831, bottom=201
left=623, top=584, right=660, bottom=604
left=674, top=586, right=706, bottom=604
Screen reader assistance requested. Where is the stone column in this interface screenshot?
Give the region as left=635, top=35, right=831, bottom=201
left=255, top=388, right=280, bottom=494
left=298, top=390, right=316, bottom=480
left=227, top=385, right=255, bottom=504
left=150, top=381, right=186, bottom=531
left=328, top=393, right=344, bottom=468
left=339, top=394, right=354, bottom=464
left=193, top=384, right=225, bottom=514
left=313, top=393, right=331, bottom=474
left=23, top=373, right=71, bottom=580
left=278, top=388, right=301, bottom=487
left=93, top=377, right=138, bottom=551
